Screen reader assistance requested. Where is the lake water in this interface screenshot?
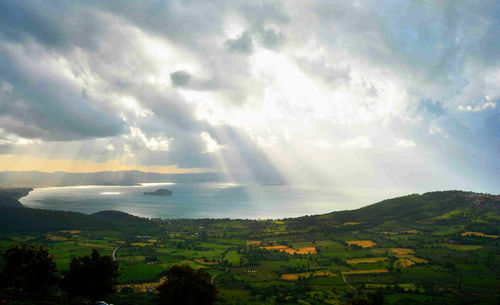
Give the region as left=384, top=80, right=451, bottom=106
left=19, top=183, right=363, bottom=219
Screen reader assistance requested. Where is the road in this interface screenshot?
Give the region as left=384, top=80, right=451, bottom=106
left=112, top=247, right=120, bottom=261
left=342, top=273, right=358, bottom=293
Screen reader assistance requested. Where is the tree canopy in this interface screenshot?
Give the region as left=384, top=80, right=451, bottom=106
left=60, top=249, right=120, bottom=301
left=157, top=265, right=218, bottom=305
left=0, top=244, right=58, bottom=295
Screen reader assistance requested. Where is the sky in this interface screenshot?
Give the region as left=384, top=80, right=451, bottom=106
left=0, top=1, right=499, bottom=197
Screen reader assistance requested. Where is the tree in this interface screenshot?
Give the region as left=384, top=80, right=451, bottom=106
left=60, top=249, right=120, bottom=301
left=157, top=265, right=218, bottom=305
left=0, top=244, right=58, bottom=296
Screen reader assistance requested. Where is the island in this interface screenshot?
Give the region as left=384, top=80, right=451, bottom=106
left=143, top=189, right=173, bottom=196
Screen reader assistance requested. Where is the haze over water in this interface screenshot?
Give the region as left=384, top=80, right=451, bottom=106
left=19, top=183, right=382, bottom=219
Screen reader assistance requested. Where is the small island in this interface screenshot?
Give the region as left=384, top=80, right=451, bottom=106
left=143, top=189, right=173, bottom=196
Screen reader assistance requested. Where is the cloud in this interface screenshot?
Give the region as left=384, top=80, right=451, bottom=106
left=225, top=31, right=254, bottom=54
left=170, top=70, right=192, bottom=88
left=395, top=139, right=416, bottom=148
left=458, top=102, right=496, bottom=112
left=201, top=131, right=223, bottom=153
left=341, top=136, right=372, bottom=149
left=0, top=46, right=126, bottom=141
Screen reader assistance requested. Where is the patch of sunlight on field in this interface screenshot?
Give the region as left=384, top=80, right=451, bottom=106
left=118, top=277, right=166, bottom=292
left=261, top=245, right=317, bottom=255
left=396, top=258, right=415, bottom=267
left=461, top=232, right=499, bottom=238
left=131, top=242, right=151, bottom=247
left=246, top=240, right=262, bottom=246
left=391, top=248, right=414, bottom=255
left=346, top=240, right=376, bottom=248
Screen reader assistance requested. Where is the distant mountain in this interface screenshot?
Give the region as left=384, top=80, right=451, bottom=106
left=0, top=170, right=220, bottom=187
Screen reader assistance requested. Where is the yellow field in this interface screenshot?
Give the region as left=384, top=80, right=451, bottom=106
left=396, top=258, right=415, bottom=267
left=347, top=257, right=386, bottom=264
left=60, top=230, right=81, bottom=234
left=343, top=222, right=362, bottom=225
left=131, top=242, right=151, bottom=247
left=261, top=245, right=317, bottom=255
left=342, top=269, right=388, bottom=275
left=281, top=271, right=336, bottom=280
left=118, top=277, right=166, bottom=292
left=391, top=248, right=414, bottom=255
left=247, top=240, right=262, bottom=245
left=347, top=240, right=376, bottom=248
left=296, top=247, right=317, bottom=254
left=406, top=256, right=428, bottom=264
left=461, top=232, right=499, bottom=238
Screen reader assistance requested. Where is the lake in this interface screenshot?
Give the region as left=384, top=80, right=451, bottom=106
left=19, top=183, right=365, bottom=219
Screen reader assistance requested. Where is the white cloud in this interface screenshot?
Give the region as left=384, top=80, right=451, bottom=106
left=458, top=102, right=496, bottom=112
left=201, top=131, right=223, bottom=153
left=341, top=136, right=372, bottom=149
left=395, top=139, right=416, bottom=148
left=129, top=127, right=172, bottom=151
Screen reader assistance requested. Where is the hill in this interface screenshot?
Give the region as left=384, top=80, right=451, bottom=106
left=288, top=191, right=500, bottom=233
left=0, top=208, right=155, bottom=233
left=0, top=187, right=32, bottom=208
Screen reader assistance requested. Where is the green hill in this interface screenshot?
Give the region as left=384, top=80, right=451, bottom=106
left=289, top=191, right=500, bottom=233
left=0, top=208, right=154, bottom=233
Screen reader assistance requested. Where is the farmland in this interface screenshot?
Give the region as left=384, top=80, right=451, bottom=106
left=0, top=191, right=499, bottom=304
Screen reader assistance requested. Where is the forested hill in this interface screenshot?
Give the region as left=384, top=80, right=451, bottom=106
left=0, top=187, right=32, bottom=208
left=0, top=208, right=155, bottom=233
left=288, top=191, right=500, bottom=234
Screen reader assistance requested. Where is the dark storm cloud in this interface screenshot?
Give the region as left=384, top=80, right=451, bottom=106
left=0, top=48, right=125, bottom=141
left=170, top=71, right=191, bottom=88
